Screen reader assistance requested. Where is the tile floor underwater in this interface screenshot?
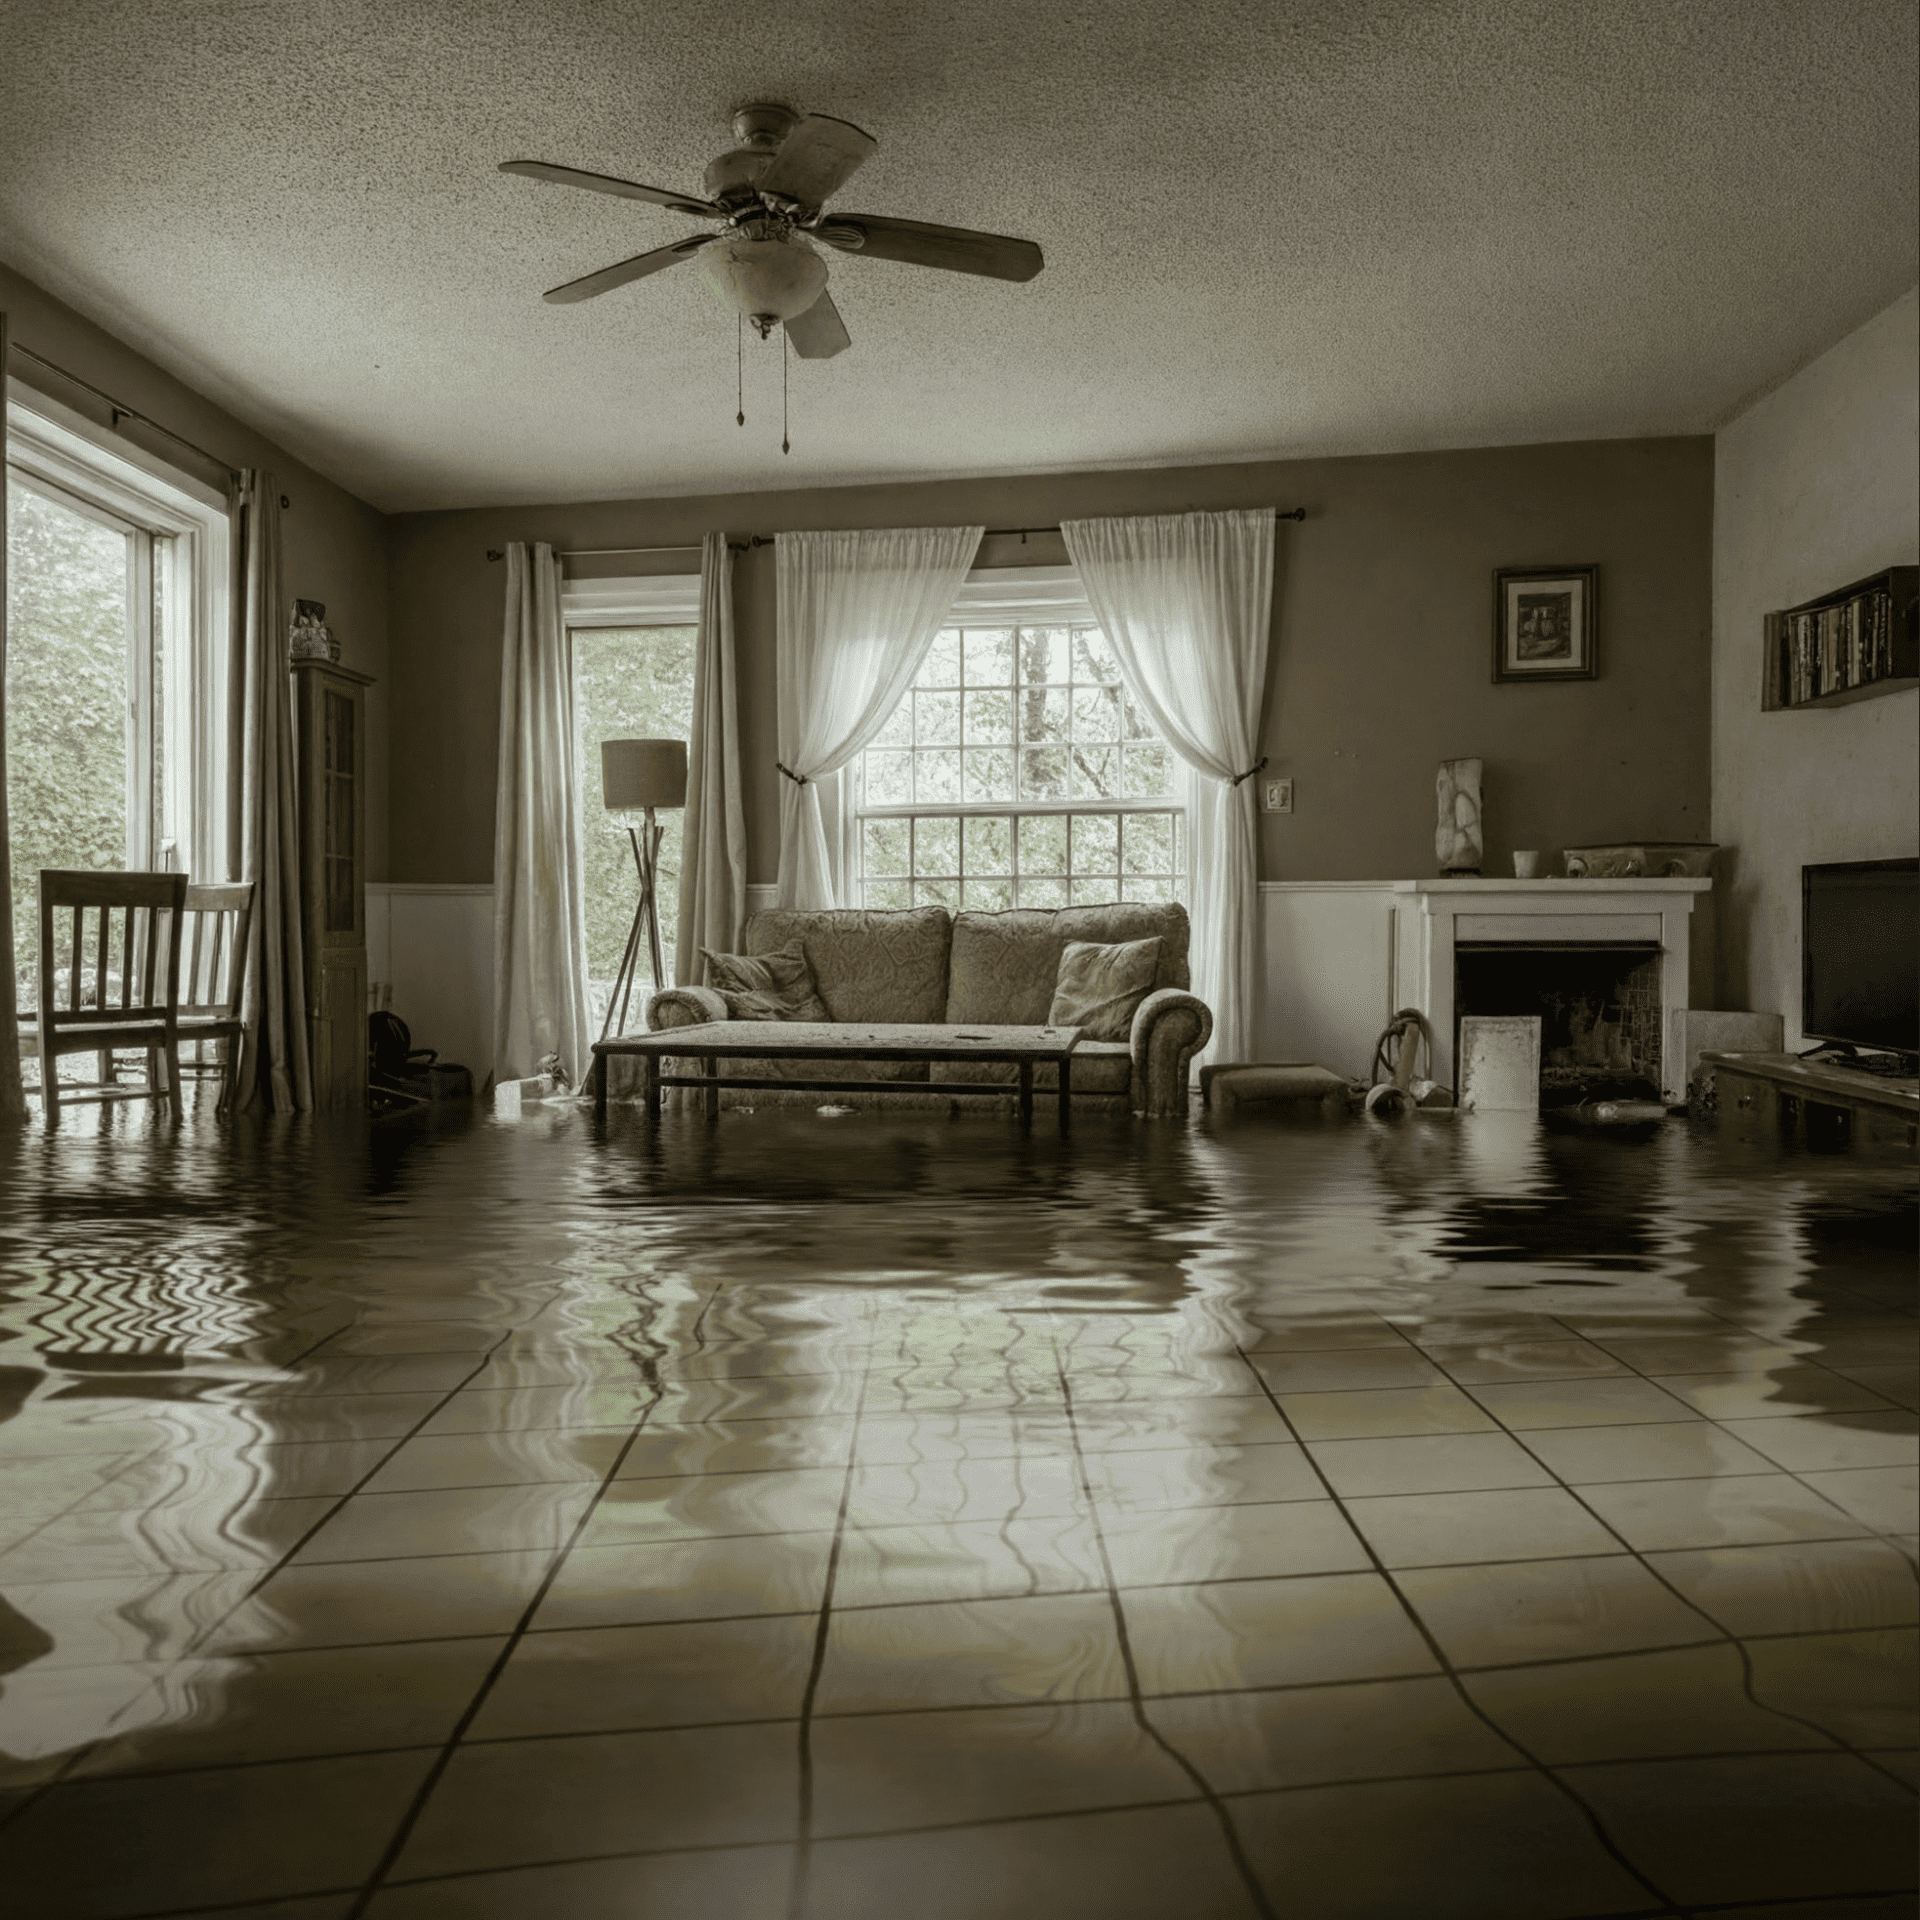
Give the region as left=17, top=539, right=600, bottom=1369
left=0, top=1099, right=1913, bottom=1919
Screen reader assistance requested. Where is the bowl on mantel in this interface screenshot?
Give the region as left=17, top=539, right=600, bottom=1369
left=1562, top=843, right=1718, bottom=879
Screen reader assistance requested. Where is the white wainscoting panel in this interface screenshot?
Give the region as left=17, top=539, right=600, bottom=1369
left=368, top=884, right=495, bottom=1087
left=1257, top=883, right=1398, bottom=1078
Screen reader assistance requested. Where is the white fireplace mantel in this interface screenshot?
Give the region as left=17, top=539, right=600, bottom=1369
left=1257, top=878, right=1713, bottom=1099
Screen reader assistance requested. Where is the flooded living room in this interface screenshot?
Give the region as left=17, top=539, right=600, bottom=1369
left=1, top=5, right=1915, bottom=1917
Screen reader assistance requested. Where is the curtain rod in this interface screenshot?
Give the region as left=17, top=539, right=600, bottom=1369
left=973, top=509, right=1309, bottom=541
left=486, top=508, right=1309, bottom=562
left=7, top=341, right=241, bottom=482
left=485, top=540, right=747, bottom=561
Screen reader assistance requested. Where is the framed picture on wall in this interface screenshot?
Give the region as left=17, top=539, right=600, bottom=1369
left=1493, top=565, right=1598, bottom=682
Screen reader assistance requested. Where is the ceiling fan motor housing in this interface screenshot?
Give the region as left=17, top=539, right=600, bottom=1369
left=703, top=148, right=774, bottom=206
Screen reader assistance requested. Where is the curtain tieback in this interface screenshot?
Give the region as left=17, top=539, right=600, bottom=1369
left=777, top=762, right=810, bottom=786
left=1228, top=756, right=1268, bottom=788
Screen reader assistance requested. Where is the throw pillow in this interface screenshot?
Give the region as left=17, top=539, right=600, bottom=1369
left=700, top=943, right=832, bottom=1023
left=1047, top=936, right=1161, bottom=1042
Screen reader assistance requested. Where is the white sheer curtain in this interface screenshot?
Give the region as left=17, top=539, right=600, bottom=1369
left=232, top=470, right=312, bottom=1112
left=675, top=532, right=746, bottom=978
left=0, top=309, right=23, bottom=1123
left=493, top=542, right=592, bottom=1087
left=1060, top=509, right=1276, bottom=1067
left=775, top=525, right=982, bottom=908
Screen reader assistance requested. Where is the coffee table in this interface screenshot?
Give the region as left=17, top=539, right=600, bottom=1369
left=591, top=1021, right=1083, bottom=1126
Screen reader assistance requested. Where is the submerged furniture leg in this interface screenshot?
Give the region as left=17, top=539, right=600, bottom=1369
left=592, top=1046, right=608, bottom=1120
left=704, top=1053, right=719, bottom=1121
left=644, top=1051, right=662, bottom=1123
left=1058, top=1054, right=1072, bottom=1129
left=1018, top=1060, right=1033, bottom=1126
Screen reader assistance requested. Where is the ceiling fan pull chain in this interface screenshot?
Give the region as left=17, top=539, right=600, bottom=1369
left=736, top=314, right=745, bottom=428
left=782, top=328, right=791, bottom=456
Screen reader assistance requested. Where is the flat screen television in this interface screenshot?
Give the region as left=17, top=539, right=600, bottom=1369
left=1802, top=857, right=1919, bottom=1062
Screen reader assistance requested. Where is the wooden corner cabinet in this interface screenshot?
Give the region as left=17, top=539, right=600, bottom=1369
left=293, top=660, right=373, bottom=1111
left=1762, top=565, right=1917, bottom=710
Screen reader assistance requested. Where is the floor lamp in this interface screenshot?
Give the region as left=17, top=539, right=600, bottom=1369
left=599, top=738, right=688, bottom=1042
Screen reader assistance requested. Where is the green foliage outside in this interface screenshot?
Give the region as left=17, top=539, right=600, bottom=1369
left=571, top=627, right=696, bottom=1019
left=6, top=484, right=129, bottom=1005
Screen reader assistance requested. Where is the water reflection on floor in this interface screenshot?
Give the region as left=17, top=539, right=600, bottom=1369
left=0, top=1099, right=1913, bottom=1919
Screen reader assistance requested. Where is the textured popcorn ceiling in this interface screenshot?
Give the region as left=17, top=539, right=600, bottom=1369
left=1, top=1, right=1914, bottom=512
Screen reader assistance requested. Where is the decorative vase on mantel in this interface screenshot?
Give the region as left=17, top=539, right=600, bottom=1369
left=1436, top=757, right=1484, bottom=876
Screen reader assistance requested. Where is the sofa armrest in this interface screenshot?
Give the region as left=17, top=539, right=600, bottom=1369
left=1129, top=988, right=1213, bottom=1118
left=647, top=986, right=728, bottom=1031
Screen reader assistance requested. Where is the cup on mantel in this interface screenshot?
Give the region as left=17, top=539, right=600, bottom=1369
left=1512, top=850, right=1547, bottom=879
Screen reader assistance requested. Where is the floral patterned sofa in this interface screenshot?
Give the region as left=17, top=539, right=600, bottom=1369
left=645, top=902, right=1211, bottom=1117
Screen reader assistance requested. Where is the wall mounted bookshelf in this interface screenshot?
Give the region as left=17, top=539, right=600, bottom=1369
left=1762, top=565, right=1917, bottom=710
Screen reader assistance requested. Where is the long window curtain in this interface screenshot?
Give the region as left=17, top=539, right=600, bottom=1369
left=0, top=309, right=23, bottom=1124
left=675, top=532, right=747, bottom=979
left=775, top=525, right=983, bottom=908
left=232, top=470, right=312, bottom=1112
left=1059, top=509, right=1276, bottom=1067
left=492, top=541, right=592, bottom=1087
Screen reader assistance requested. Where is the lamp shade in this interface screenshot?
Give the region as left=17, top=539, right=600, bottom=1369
left=601, top=738, right=687, bottom=811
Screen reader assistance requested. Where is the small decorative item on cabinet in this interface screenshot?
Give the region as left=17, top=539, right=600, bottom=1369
left=288, top=598, right=340, bottom=664
left=1762, top=565, right=1916, bottom=710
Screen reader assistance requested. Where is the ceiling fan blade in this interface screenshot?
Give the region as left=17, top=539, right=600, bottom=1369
left=501, top=159, right=722, bottom=220
left=785, top=289, right=852, bottom=360
left=819, top=214, right=1043, bottom=282
left=754, top=114, right=877, bottom=209
left=542, top=234, right=714, bottom=305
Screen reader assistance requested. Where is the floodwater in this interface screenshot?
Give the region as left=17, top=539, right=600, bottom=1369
left=0, top=1098, right=1914, bottom=1919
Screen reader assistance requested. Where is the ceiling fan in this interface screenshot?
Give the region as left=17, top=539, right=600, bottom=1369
left=500, top=103, right=1044, bottom=361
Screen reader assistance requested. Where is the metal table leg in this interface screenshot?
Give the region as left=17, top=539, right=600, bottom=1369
left=1017, top=1059, right=1034, bottom=1126
left=1058, top=1054, right=1073, bottom=1129
left=643, top=1051, right=661, bottom=1123
left=592, top=1047, right=609, bottom=1120
left=704, top=1054, right=720, bottom=1121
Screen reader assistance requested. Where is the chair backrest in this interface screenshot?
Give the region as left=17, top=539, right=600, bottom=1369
left=37, top=869, right=188, bottom=1032
left=181, top=881, right=255, bottom=1020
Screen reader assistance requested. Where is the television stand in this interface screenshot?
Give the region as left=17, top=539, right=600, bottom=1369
left=1704, top=1051, right=1918, bottom=1154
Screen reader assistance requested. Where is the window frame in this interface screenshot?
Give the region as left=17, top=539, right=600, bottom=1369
left=559, top=572, right=700, bottom=1016
left=4, top=383, right=230, bottom=882
left=852, top=566, right=1188, bottom=912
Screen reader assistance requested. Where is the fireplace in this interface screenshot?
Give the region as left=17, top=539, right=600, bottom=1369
left=1259, top=877, right=1712, bottom=1102
left=1456, top=942, right=1664, bottom=1105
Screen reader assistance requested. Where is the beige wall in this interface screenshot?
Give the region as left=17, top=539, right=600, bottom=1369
left=1711, top=287, right=1920, bottom=1039
left=387, top=436, right=1713, bottom=888
left=2, top=265, right=392, bottom=880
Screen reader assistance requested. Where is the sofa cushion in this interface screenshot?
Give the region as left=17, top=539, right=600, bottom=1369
left=699, top=943, right=831, bottom=1022
left=1049, top=936, right=1161, bottom=1041
left=945, top=903, right=1191, bottom=1026
left=744, top=906, right=951, bottom=1025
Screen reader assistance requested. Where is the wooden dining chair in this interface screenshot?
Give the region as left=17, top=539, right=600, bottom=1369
left=177, top=881, right=255, bottom=1114
left=22, top=870, right=188, bottom=1121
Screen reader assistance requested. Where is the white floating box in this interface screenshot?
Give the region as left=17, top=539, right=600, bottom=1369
left=1458, top=1015, right=1542, bottom=1112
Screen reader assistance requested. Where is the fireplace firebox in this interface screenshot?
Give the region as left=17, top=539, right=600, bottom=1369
left=1456, top=943, right=1664, bottom=1105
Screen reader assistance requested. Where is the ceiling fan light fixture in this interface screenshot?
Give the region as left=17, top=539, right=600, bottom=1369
left=697, top=233, right=828, bottom=335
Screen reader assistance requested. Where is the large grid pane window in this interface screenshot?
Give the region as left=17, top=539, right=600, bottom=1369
left=857, top=620, right=1184, bottom=910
